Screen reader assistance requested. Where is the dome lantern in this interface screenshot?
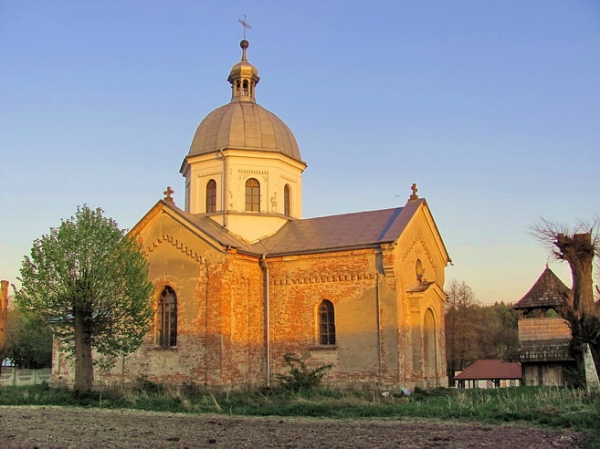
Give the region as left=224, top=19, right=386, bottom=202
left=227, top=40, right=260, bottom=103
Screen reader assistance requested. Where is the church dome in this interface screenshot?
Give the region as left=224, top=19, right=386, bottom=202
left=187, top=40, right=303, bottom=163
left=189, top=102, right=302, bottom=161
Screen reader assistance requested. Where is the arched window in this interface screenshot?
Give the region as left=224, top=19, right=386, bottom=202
left=284, top=184, right=291, bottom=217
left=423, top=309, right=437, bottom=380
left=157, top=286, right=177, bottom=347
left=242, top=80, right=249, bottom=95
left=415, top=259, right=424, bottom=282
left=206, top=179, right=217, bottom=213
left=318, top=300, right=336, bottom=345
left=245, top=178, right=260, bottom=212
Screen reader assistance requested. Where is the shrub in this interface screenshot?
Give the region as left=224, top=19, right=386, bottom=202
left=274, top=353, right=332, bottom=391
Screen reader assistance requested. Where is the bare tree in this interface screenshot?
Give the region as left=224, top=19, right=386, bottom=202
left=531, top=218, right=600, bottom=383
left=531, top=218, right=599, bottom=317
left=445, top=280, right=482, bottom=383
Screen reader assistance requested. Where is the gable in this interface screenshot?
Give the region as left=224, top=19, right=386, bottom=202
left=130, top=200, right=254, bottom=257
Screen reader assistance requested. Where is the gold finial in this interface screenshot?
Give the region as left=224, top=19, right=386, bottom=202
left=163, top=186, right=175, bottom=204
left=409, top=183, right=419, bottom=200
left=238, top=15, right=251, bottom=40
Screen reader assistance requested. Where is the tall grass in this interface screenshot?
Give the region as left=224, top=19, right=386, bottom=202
left=1, top=383, right=599, bottom=435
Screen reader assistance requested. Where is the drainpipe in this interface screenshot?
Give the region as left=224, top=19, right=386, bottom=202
left=375, top=272, right=383, bottom=387
left=260, top=254, right=271, bottom=387
left=218, top=149, right=228, bottom=228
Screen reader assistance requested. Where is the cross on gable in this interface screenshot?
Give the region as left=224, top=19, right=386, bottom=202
left=409, top=183, right=419, bottom=200
left=164, top=186, right=175, bottom=203
left=238, top=15, right=251, bottom=40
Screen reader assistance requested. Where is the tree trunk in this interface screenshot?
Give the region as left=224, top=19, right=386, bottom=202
left=73, top=306, right=94, bottom=393
left=557, top=232, right=596, bottom=317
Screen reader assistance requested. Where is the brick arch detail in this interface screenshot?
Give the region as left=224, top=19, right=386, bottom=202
left=145, top=234, right=203, bottom=263
left=400, top=234, right=438, bottom=278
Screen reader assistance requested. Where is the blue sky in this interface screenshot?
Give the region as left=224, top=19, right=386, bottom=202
left=1, top=1, right=599, bottom=304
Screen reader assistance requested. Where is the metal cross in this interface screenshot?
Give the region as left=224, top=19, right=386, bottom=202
left=238, top=15, right=251, bottom=40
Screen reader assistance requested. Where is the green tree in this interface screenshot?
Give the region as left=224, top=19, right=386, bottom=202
left=5, top=308, right=53, bottom=369
left=16, top=205, right=153, bottom=393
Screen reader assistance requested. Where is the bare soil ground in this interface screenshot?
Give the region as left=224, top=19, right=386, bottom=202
left=0, top=406, right=593, bottom=448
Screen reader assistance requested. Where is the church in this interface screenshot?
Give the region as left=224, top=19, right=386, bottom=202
left=54, top=38, right=451, bottom=391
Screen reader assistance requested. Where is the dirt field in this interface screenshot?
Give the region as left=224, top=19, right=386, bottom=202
left=0, top=406, right=592, bottom=448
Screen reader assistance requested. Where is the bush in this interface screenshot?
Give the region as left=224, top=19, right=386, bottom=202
left=274, top=353, right=332, bottom=391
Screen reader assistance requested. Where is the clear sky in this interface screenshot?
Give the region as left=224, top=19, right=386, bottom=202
left=1, top=1, right=599, bottom=304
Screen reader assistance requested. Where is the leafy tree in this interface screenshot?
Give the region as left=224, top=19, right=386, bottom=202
left=5, top=308, right=52, bottom=369
left=478, top=302, right=519, bottom=362
left=16, top=205, right=153, bottom=393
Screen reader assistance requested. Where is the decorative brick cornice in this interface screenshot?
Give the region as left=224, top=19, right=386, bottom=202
left=145, top=234, right=203, bottom=263
left=272, top=272, right=377, bottom=285
left=196, top=170, right=222, bottom=178
left=238, top=169, right=268, bottom=176
left=401, top=234, right=437, bottom=278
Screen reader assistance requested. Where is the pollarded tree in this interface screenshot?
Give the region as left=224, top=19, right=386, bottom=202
left=16, top=205, right=153, bottom=393
left=532, top=218, right=600, bottom=382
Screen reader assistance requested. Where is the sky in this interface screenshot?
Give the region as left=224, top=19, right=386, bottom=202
left=1, top=1, right=599, bottom=304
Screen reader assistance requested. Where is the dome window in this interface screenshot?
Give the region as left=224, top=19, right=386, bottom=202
left=284, top=184, right=291, bottom=217
left=245, top=178, right=260, bottom=212
left=206, top=179, right=217, bottom=213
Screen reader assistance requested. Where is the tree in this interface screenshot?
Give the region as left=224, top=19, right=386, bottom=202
left=531, top=218, right=600, bottom=383
left=16, top=205, right=153, bottom=393
left=445, top=280, right=482, bottom=382
left=5, top=308, right=53, bottom=369
left=445, top=282, right=520, bottom=384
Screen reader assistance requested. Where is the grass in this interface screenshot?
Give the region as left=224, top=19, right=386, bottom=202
left=1, top=383, right=599, bottom=438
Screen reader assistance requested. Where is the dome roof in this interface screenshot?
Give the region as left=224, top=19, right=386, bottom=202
left=188, top=101, right=302, bottom=162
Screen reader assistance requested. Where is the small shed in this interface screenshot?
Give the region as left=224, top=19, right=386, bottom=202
left=513, top=266, right=575, bottom=386
left=455, top=359, right=522, bottom=389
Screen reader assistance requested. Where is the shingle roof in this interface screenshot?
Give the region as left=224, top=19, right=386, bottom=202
left=518, top=339, right=573, bottom=363
left=513, top=267, right=571, bottom=310
left=454, top=360, right=522, bottom=381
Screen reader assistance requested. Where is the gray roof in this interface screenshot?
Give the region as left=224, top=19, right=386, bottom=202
left=160, top=199, right=425, bottom=257
left=254, top=200, right=423, bottom=256
left=513, top=267, right=571, bottom=311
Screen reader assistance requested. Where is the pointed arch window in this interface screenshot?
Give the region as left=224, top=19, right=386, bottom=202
left=245, top=178, right=260, bottom=212
left=206, top=179, right=217, bottom=213
left=318, top=300, right=336, bottom=345
left=284, top=184, right=291, bottom=217
left=157, top=286, right=177, bottom=347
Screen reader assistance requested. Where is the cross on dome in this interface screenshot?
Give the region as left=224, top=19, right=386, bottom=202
left=238, top=15, right=251, bottom=40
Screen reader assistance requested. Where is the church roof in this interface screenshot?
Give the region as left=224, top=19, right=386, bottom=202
left=254, top=199, right=425, bottom=256
left=513, top=266, right=571, bottom=310
left=186, top=39, right=303, bottom=163
left=188, top=101, right=302, bottom=162
left=156, top=198, right=429, bottom=258
left=454, top=360, right=522, bottom=381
